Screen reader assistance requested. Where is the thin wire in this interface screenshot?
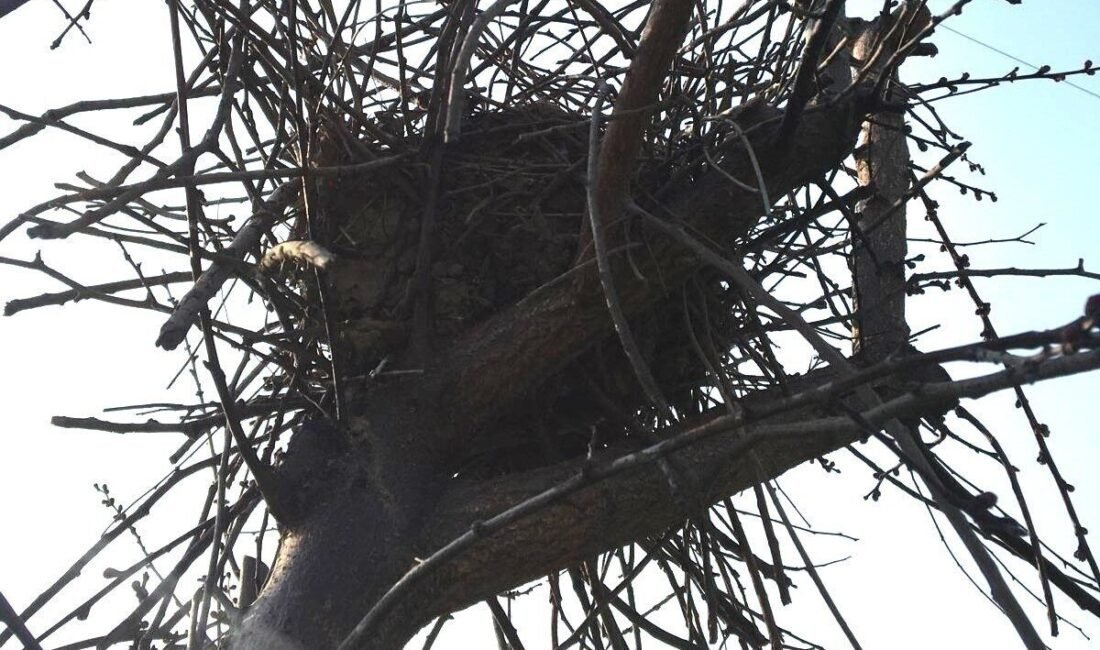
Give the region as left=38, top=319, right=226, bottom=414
left=941, top=24, right=1100, bottom=102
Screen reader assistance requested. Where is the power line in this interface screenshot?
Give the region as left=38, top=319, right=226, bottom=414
left=940, top=24, right=1100, bottom=102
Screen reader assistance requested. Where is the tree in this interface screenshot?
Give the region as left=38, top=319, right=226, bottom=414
left=1, top=0, right=1099, bottom=649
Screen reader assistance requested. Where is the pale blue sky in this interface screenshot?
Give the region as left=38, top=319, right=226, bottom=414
left=0, top=1, right=1098, bottom=648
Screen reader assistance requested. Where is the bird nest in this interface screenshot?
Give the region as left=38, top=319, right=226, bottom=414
left=284, top=99, right=746, bottom=472
left=316, top=102, right=588, bottom=342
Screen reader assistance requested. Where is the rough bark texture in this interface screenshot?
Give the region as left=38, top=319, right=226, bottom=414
left=851, top=24, right=912, bottom=361
left=410, top=366, right=861, bottom=630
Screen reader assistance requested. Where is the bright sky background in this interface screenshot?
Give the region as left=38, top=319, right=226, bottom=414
left=1, top=0, right=1098, bottom=648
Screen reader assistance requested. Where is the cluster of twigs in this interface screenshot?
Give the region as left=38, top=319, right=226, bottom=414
left=2, top=0, right=1100, bottom=648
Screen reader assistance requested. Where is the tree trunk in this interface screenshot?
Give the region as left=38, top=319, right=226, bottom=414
left=851, top=20, right=913, bottom=361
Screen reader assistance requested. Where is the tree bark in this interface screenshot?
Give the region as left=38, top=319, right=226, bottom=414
left=851, top=18, right=913, bottom=361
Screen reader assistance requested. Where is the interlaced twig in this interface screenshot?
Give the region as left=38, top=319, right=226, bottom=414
left=3, top=1, right=1099, bottom=647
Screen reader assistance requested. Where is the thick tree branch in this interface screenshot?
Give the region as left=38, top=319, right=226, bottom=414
left=154, top=181, right=299, bottom=350
left=851, top=8, right=911, bottom=361
left=573, top=0, right=695, bottom=264
left=0, top=0, right=32, bottom=20
left=395, top=348, right=1100, bottom=640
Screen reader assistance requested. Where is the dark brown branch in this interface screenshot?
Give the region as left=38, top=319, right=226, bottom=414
left=51, top=415, right=209, bottom=436
left=4, top=271, right=192, bottom=316
left=573, top=0, right=695, bottom=265
left=0, top=103, right=169, bottom=166
left=0, top=590, right=42, bottom=650
left=775, top=0, right=845, bottom=145
left=48, top=397, right=303, bottom=438
left=0, top=0, right=32, bottom=20
left=910, top=262, right=1100, bottom=285
left=154, top=180, right=299, bottom=350
left=0, top=90, right=219, bottom=152
left=397, top=347, right=1100, bottom=640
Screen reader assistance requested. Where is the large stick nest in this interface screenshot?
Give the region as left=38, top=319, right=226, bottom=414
left=278, top=97, right=746, bottom=475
